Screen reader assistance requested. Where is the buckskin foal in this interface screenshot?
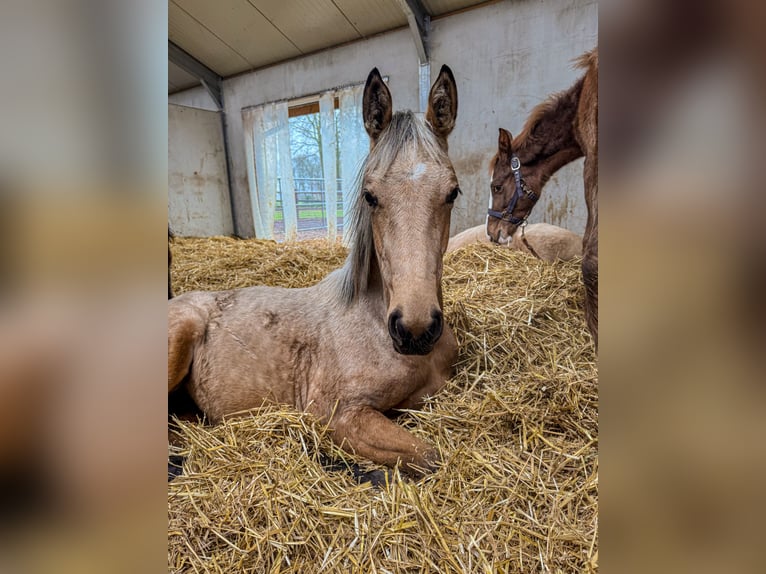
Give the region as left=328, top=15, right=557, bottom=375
left=168, top=67, right=461, bottom=475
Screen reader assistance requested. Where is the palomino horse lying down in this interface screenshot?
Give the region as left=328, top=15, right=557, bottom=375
left=487, top=48, right=598, bottom=346
left=446, top=222, right=581, bottom=261
left=168, top=67, right=460, bottom=476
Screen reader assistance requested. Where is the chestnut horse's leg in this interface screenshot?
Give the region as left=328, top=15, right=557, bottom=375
left=168, top=304, right=207, bottom=393
left=329, top=406, right=439, bottom=476
left=582, top=245, right=598, bottom=347
left=582, top=153, right=598, bottom=349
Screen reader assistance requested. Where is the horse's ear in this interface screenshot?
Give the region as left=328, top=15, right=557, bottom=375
left=426, top=65, right=458, bottom=143
left=363, top=68, right=392, bottom=143
left=498, top=128, right=513, bottom=158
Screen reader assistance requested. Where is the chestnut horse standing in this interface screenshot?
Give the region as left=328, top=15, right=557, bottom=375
left=168, top=67, right=460, bottom=475
left=487, top=48, right=598, bottom=346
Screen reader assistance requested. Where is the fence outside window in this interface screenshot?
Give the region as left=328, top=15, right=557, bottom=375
left=273, top=178, right=345, bottom=240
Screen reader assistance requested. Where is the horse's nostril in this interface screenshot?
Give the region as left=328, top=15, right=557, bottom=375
left=395, top=318, right=408, bottom=340
left=388, top=309, right=408, bottom=342
left=429, top=310, right=443, bottom=341
left=389, top=308, right=443, bottom=354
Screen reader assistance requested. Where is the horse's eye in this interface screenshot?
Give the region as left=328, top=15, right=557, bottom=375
left=446, top=187, right=461, bottom=204
left=363, top=190, right=378, bottom=207
left=492, top=185, right=502, bottom=194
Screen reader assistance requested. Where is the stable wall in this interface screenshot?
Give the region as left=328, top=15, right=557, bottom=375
left=168, top=104, right=233, bottom=236
left=170, top=0, right=597, bottom=238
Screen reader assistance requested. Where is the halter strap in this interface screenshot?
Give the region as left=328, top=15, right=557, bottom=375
left=487, top=154, right=538, bottom=225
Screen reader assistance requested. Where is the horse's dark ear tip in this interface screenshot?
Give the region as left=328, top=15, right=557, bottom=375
left=439, top=65, right=455, bottom=81
left=367, top=67, right=382, bottom=82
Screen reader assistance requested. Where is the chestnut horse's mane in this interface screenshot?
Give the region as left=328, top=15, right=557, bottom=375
left=339, top=110, right=448, bottom=305
left=574, top=47, right=598, bottom=73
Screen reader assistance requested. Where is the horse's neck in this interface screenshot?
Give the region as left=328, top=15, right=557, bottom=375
left=513, top=78, right=585, bottom=193
left=356, top=249, right=387, bottom=314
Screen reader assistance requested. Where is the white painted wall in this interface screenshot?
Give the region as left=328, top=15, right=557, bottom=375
left=169, top=0, right=597, bottom=238
left=168, top=104, right=233, bottom=236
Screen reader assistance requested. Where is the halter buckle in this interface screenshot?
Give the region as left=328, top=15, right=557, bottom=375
left=510, top=156, right=521, bottom=172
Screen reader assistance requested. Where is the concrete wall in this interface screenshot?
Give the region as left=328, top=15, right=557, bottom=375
left=170, top=0, right=597, bottom=238
left=168, top=104, right=233, bottom=236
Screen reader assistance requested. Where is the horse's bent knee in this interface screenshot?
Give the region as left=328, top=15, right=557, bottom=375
left=331, top=407, right=438, bottom=476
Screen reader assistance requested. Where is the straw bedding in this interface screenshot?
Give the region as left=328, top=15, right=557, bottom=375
left=168, top=237, right=598, bottom=573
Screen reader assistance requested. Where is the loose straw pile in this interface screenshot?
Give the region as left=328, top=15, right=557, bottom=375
left=169, top=237, right=597, bottom=573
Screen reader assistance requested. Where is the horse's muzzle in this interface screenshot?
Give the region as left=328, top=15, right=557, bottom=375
left=388, top=308, right=443, bottom=355
left=488, top=226, right=514, bottom=246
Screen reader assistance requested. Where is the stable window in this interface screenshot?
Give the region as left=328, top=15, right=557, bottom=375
left=243, top=83, right=367, bottom=242
left=277, top=100, right=342, bottom=240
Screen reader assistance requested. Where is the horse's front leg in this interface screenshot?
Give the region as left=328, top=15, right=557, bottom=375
left=329, top=406, right=438, bottom=476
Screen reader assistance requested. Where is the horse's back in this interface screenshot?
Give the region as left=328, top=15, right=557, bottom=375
left=447, top=223, right=581, bottom=261
left=511, top=223, right=582, bottom=261
left=168, top=286, right=320, bottom=420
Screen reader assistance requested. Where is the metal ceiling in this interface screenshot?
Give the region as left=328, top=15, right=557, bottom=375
left=168, top=0, right=490, bottom=93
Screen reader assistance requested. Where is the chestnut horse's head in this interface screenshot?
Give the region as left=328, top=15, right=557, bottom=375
left=486, top=128, right=540, bottom=244
left=351, top=66, right=459, bottom=355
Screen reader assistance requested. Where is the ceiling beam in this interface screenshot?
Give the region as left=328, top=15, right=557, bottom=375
left=394, top=0, right=430, bottom=63
left=168, top=40, right=223, bottom=109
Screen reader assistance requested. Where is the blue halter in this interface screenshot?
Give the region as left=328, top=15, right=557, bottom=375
left=487, top=155, right=538, bottom=225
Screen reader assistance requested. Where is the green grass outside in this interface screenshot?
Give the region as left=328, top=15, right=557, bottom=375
left=274, top=209, right=344, bottom=221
